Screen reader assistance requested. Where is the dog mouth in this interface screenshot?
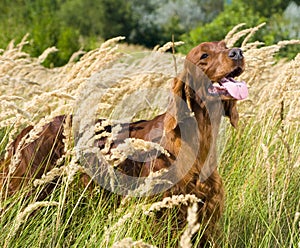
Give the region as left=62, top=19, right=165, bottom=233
left=208, top=67, right=248, bottom=100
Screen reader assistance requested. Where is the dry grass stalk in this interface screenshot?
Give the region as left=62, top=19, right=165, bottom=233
left=105, top=138, right=170, bottom=167
left=33, top=152, right=85, bottom=187
left=225, top=23, right=266, bottom=48
left=179, top=203, right=200, bottom=248
left=105, top=196, right=202, bottom=246
left=293, top=155, right=300, bottom=168
left=241, top=23, right=266, bottom=48
left=103, top=212, right=133, bottom=245
left=289, top=211, right=300, bottom=248
left=37, top=46, right=58, bottom=64
left=6, top=201, right=59, bottom=244
left=111, top=237, right=157, bottom=248
left=224, top=23, right=246, bottom=44
left=261, top=143, right=276, bottom=222
left=33, top=167, right=64, bottom=187
left=96, top=123, right=122, bottom=155
left=121, top=168, right=172, bottom=204
left=144, top=194, right=203, bottom=216
left=15, top=201, right=59, bottom=224
left=63, top=154, right=85, bottom=184
left=62, top=114, right=73, bottom=153
left=7, top=130, right=30, bottom=174
left=156, top=41, right=185, bottom=53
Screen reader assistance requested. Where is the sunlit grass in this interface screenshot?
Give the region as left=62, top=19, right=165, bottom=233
left=0, top=24, right=299, bottom=247
left=0, top=114, right=299, bottom=247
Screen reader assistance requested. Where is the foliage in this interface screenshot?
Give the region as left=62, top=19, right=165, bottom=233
left=283, top=2, right=300, bottom=39
left=60, top=0, right=133, bottom=40
left=179, top=1, right=265, bottom=53
left=180, top=1, right=300, bottom=58
left=0, top=0, right=298, bottom=64
left=128, top=0, right=223, bottom=47
left=0, top=0, right=80, bottom=67
left=258, top=1, right=300, bottom=59
left=240, top=0, right=291, bottom=17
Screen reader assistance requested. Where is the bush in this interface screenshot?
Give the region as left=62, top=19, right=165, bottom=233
left=179, top=1, right=300, bottom=59
left=179, top=1, right=266, bottom=53
left=0, top=0, right=81, bottom=67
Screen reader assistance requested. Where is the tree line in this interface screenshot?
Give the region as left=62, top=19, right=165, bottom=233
left=1, top=0, right=299, bottom=66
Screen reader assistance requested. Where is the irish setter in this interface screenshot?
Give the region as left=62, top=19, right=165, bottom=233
left=0, top=41, right=248, bottom=246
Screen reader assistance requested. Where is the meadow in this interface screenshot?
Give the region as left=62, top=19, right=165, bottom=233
left=0, top=24, right=299, bottom=247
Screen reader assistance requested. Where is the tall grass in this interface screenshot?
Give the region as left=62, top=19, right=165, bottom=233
left=0, top=24, right=299, bottom=247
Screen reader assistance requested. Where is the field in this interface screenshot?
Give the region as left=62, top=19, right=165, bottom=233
left=0, top=24, right=300, bottom=247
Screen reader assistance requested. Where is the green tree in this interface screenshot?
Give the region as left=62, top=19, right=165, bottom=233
left=180, top=0, right=300, bottom=59
left=59, top=0, right=133, bottom=40
left=24, top=0, right=80, bottom=67
left=0, top=0, right=29, bottom=48
left=241, top=0, right=291, bottom=17
left=179, top=1, right=266, bottom=53
left=128, top=0, right=223, bottom=47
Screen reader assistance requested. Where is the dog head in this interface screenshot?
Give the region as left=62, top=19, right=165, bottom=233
left=166, top=41, right=248, bottom=130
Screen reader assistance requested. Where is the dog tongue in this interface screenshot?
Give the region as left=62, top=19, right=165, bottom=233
left=221, top=78, right=248, bottom=100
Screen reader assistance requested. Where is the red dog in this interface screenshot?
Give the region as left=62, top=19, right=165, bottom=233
left=1, top=41, right=248, bottom=246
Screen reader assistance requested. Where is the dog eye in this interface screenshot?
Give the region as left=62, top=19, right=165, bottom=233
left=200, top=53, right=209, bottom=59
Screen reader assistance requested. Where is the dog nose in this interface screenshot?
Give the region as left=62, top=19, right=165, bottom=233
left=228, top=48, right=243, bottom=60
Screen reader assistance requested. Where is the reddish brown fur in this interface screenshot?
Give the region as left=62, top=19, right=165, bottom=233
left=0, top=116, right=66, bottom=197
left=0, top=41, right=245, bottom=246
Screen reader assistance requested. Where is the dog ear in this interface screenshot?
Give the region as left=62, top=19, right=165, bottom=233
left=165, top=77, right=183, bottom=131
left=223, top=100, right=239, bottom=128
left=218, top=40, right=227, bottom=48
left=165, top=72, right=193, bottom=132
